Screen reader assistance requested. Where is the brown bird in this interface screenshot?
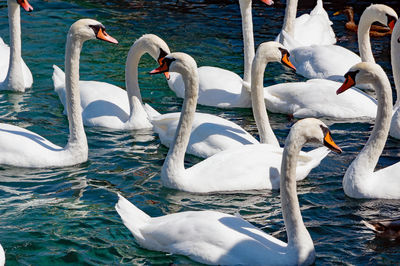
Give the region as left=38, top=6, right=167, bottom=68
left=334, top=6, right=392, bottom=37
left=362, top=219, right=400, bottom=240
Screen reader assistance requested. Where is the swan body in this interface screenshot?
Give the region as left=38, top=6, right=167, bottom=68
left=151, top=47, right=330, bottom=192
left=115, top=118, right=342, bottom=265
left=276, top=0, right=336, bottom=48
left=264, top=78, right=377, bottom=119
left=0, top=19, right=118, bottom=168
left=167, top=0, right=273, bottom=108
left=0, top=244, right=4, bottom=266
left=54, top=34, right=258, bottom=158
left=0, top=0, right=33, bottom=92
left=337, top=62, right=400, bottom=199
left=389, top=21, right=400, bottom=139
left=286, top=4, right=398, bottom=81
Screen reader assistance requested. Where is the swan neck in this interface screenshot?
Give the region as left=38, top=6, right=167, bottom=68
left=391, top=30, right=400, bottom=107
left=5, top=1, right=24, bottom=90
left=358, top=10, right=375, bottom=63
left=162, top=67, right=199, bottom=187
left=239, top=0, right=255, bottom=83
left=280, top=132, right=314, bottom=257
left=353, top=75, right=392, bottom=173
left=64, top=34, right=88, bottom=151
left=125, top=42, right=145, bottom=110
left=250, top=50, right=279, bottom=147
left=282, top=0, right=298, bottom=38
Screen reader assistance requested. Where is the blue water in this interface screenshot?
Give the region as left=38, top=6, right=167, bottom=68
left=0, top=0, right=400, bottom=264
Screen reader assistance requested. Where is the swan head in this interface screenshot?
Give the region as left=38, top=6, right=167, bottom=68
left=255, top=41, right=296, bottom=71
left=364, top=4, right=398, bottom=30
left=68, top=19, right=118, bottom=44
left=134, top=34, right=171, bottom=79
left=337, top=62, right=384, bottom=94
left=289, top=118, right=342, bottom=154
left=9, top=0, right=33, bottom=12
left=150, top=52, right=197, bottom=79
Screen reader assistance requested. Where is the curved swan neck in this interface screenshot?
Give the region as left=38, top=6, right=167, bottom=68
left=391, top=25, right=400, bottom=107
left=162, top=64, right=199, bottom=187
left=282, top=0, right=298, bottom=38
left=250, top=48, right=279, bottom=147
left=239, top=0, right=255, bottom=83
left=125, top=41, right=145, bottom=108
left=280, top=129, right=314, bottom=260
left=5, top=0, right=24, bottom=91
left=353, top=72, right=392, bottom=173
left=64, top=33, right=88, bottom=151
left=358, top=8, right=377, bottom=63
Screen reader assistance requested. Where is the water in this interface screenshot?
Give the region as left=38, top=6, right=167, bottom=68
left=0, top=0, right=400, bottom=264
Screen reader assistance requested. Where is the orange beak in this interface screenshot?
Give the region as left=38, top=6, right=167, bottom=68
left=323, top=131, right=342, bottom=154
left=259, top=0, right=274, bottom=5
left=388, top=19, right=396, bottom=31
left=336, top=75, right=355, bottom=94
left=17, top=0, right=33, bottom=12
left=150, top=62, right=169, bottom=75
left=281, top=53, right=296, bottom=71
left=158, top=57, right=170, bottom=80
left=96, top=28, right=118, bottom=44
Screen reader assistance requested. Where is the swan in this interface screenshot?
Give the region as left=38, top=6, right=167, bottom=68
left=275, top=0, right=336, bottom=48
left=166, top=0, right=273, bottom=108
left=388, top=21, right=400, bottom=139
left=284, top=4, right=397, bottom=81
left=334, top=6, right=392, bottom=37
left=0, top=244, right=4, bottom=266
left=0, top=0, right=33, bottom=92
left=337, top=62, right=400, bottom=199
left=150, top=49, right=331, bottom=192
left=53, top=34, right=259, bottom=159
left=115, top=118, right=342, bottom=265
left=0, top=19, right=118, bottom=168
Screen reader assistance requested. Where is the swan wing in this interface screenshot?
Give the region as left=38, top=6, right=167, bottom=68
left=183, top=144, right=326, bottom=192
left=369, top=163, right=400, bottom=199
left=168, top=66, right=248, bottom=108
left=152, top=112, right=259, bottom=158
left=264, top=79, right=377, bottom=119
left=116, top=195, right=288, bottom=265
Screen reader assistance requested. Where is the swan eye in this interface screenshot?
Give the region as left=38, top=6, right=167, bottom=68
left=89, top=24, right=105, bottom=36
left=398, top=37, right=400, bottom=44
left=158, top=48, right=168, bottom=62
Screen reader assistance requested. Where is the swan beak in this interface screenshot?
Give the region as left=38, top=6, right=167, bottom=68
left=333, top=11, right=340, bottom=16
left=281, top=53, right=296, bottom=71
left=259, top=0, right=274, bottom=5
left=388, top=19, right=396, bottom=31
left=336, top=75, right=355, bottom=95
left=17, top=0, right=33, bottom=12
left=158, top=58, right=170, bottom=80
left=324, top=131, right=342, bottom=154
left=150, top=63, right=169, bottom=75
left=96, top=28, right=118, bottom=44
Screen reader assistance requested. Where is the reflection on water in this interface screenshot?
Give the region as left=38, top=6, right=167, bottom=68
left=0, top=0, right=399, bottom=264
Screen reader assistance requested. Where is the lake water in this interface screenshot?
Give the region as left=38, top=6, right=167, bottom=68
left=0, top=0, right=399, bottom=264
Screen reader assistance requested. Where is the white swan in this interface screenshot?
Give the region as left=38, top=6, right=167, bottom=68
left=276, top=0, right=336, bottom=48
left=167, top=0, right=273, bottom=108
left=0, top=243, right=4, bottom=266
left=337, top=62, right=400, bottom=199
left=0, top=0, right=33, bottom=92
left=150, top=50, right=331, bottom=192
left=53, top=34, right=258, bottom=159
left=285, top=4, right=398, bottom=81
left=0, top=19, right=118, bottom=168
left=115, top=118, right=342, bottom=265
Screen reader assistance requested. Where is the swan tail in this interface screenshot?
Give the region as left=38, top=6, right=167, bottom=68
left=52, top=65, right=65, bottom=92
left=307, top=146, right=330, bottom=163
left=115, top=194, right=151, bottom=237
left=143, top=103, right=161, bottom=119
